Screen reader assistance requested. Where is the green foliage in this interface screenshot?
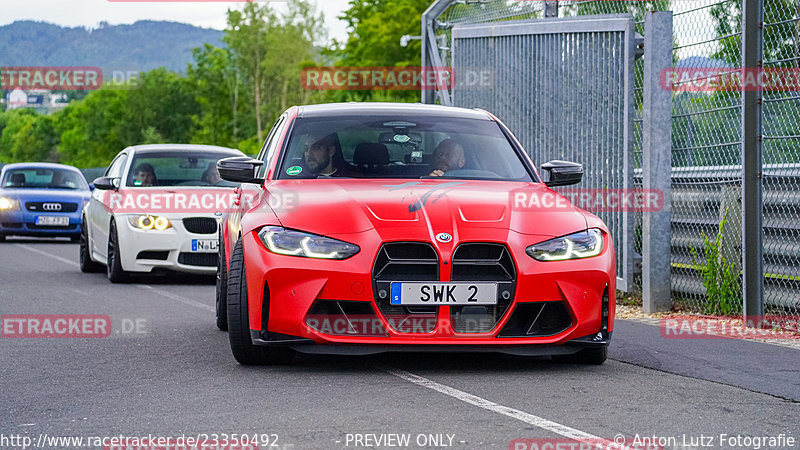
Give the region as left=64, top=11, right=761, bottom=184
left=323, top=0, right=432, bottom=103
left=689, top=213, right=742, bottom=316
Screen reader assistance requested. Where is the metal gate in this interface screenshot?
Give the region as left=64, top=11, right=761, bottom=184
left=446, top=16, right=639, bottom=292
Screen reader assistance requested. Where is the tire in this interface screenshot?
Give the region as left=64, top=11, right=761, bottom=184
left=0, top=234, right=5, bottom=242
left=554, top=346, right=608, bottom=365
left=106, top=220, right=128, bottom=283
left=215, top=226, right=228, bottom=331
left=79, top=220, right=103, bottom=273
left=226, top=239, right=294, bottom=365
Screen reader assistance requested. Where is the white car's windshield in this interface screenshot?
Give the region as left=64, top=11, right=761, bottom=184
left=279, top=115, right=534, bottom=181
left=125, top=151, right=238, bottom=187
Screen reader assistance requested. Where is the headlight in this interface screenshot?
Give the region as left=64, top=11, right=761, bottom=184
left=258, top=226, right=359, bottom=260
left=0, top=197, right=20, bottom=210
left=128, top=215, right=172, bottom=231
left=526, top=229, right=604, bottom=261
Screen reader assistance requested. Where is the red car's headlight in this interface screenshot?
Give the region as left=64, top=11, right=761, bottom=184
left=526, top=229, right=604, bottom=261
left=258, top=226, right=360, bottom=260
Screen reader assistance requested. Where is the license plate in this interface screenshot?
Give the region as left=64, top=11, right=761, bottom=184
left=36, top=216, right=69, bottom=226
left=192, top=239, right=218, bottom=252
left=391, top=282, right=498, bottom=305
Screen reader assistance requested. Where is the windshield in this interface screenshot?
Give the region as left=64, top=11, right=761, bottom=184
left=1, top=168, right=89, bottom=190
left=125, top=151, right=238, bottom=187
left=278, top=115, right=534, bottom=181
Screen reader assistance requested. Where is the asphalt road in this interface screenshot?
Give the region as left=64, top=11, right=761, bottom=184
left=1, top=239, right=798, bottom=450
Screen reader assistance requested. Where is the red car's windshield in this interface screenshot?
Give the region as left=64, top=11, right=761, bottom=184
left=278, top=115, right=534, bottom=181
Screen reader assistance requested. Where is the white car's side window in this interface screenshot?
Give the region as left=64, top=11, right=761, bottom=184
left=105, top=154, right=127, bottom=179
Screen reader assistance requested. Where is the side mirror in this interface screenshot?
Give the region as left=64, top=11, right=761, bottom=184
left=92, top=176, right=119, bottom=190
left=541, top=160, right=583, bottom=187
left=217, top=156, right=264, bottom=184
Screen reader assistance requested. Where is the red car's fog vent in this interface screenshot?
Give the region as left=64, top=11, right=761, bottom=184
left=305, top=300, right=389, bottom=337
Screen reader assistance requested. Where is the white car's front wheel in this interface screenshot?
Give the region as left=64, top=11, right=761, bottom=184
left=106, top=220, right=128, bottom=283
left=79, top=217, right=103, bottom=273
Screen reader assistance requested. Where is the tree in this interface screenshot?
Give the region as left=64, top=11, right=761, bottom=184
left=326, top=0, right=432, bottom=102
left=225, top=2, right=275, bottom=142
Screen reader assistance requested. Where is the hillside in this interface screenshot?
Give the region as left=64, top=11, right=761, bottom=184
left=0, top=20, right=223, bottom=76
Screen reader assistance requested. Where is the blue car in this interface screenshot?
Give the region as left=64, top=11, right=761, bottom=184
left=0, top=163, right=92, bottom=242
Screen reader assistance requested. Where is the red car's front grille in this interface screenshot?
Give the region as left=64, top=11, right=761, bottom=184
left=450, top=243, right=517, bottom=333
left=371, top=242, right=439, bottom=333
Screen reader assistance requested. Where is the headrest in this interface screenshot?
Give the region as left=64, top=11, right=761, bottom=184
left=353, top=143, right=390, bottom=166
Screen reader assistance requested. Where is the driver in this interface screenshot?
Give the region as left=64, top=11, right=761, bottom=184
left=302, top=133, right=360, bottom=177
left=132, top=163, right=157, bottom=187
left=202, top=163, right=222, bottom=185
left=428, top=139, right=466, bottom=177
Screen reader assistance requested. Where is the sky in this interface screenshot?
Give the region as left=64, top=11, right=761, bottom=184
left=0, top=0, right=352, bottom=43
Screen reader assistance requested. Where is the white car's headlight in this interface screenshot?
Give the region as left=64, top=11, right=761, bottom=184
left=526, top=229, right=604, bottom=261
left=128, top=215, right=172, bottom=231
left=0, top=197, right=20, bottom=210
left=258, top=226, right=359, bottom=260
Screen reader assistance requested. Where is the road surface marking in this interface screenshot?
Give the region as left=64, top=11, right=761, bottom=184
left=135, top=284, right=214, bottom=312
left=18, top=244, right=79, bottom=267
left=386, top=367, right=612, bottom=444
left=17, top=243, right=214, bottom=312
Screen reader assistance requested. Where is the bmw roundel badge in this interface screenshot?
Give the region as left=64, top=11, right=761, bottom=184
left=436, top=233, right=453, bottom=243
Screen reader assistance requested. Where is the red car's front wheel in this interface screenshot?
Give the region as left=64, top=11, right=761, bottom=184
left=226, top=239, right=295, bottom=365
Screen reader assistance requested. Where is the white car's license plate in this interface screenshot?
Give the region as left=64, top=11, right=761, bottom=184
left=36, top=216, right=69, bottom=226
left=391, top=282, right=498, bottom=305
left=192, top=239, right=218, bottom=252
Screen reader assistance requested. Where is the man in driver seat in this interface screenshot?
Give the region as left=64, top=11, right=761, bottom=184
left=428, top=139, right=466, bottom=177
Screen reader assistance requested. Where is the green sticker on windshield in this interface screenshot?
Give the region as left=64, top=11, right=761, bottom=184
left=393, top=134, right=411, bottom=143
left=286, top=166, right=303, bottom=176
left=133, top=180, right=143, bottom=186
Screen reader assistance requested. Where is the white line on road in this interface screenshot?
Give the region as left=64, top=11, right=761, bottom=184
left=386, top=368, right=612, bottom=444
left=17, top=244, right=79, bottom=267
left=16, top=243, right=215, bottom=313
left=135, top=284, right=214, bottom=312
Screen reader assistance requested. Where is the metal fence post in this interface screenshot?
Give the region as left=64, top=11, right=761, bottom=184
left=421, top=0, right=452, bottom=104
left=642, top=11, right=674, bottom=313
left=741, top=0, right=765, bottom=322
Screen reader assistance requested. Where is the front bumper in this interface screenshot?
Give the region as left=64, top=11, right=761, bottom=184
left=0, top=209, right=82, bottom=237
left=116, top=214, right=219, bottom=274
left=241, top=228, right=616, bottom=352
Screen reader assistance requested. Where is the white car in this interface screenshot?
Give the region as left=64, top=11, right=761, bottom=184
left=80, top=144, right=245, bottom=282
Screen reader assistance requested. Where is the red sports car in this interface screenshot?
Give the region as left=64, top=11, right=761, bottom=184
left=216, top=103, right=615, bottom=365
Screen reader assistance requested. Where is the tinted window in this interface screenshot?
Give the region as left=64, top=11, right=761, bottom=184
left=277, top=115, right=532, bottom=181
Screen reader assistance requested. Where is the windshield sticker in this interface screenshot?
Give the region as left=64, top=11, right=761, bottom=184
left=286, top=166, right=303, bottom=176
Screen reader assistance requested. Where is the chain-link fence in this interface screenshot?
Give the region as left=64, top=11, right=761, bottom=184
left=424, top=0, right=800, bottom=318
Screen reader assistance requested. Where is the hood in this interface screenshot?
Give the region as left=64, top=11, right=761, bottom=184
left=0, top=188, right=91, bottom=203
left=265, top=179, right=588, bottom=239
